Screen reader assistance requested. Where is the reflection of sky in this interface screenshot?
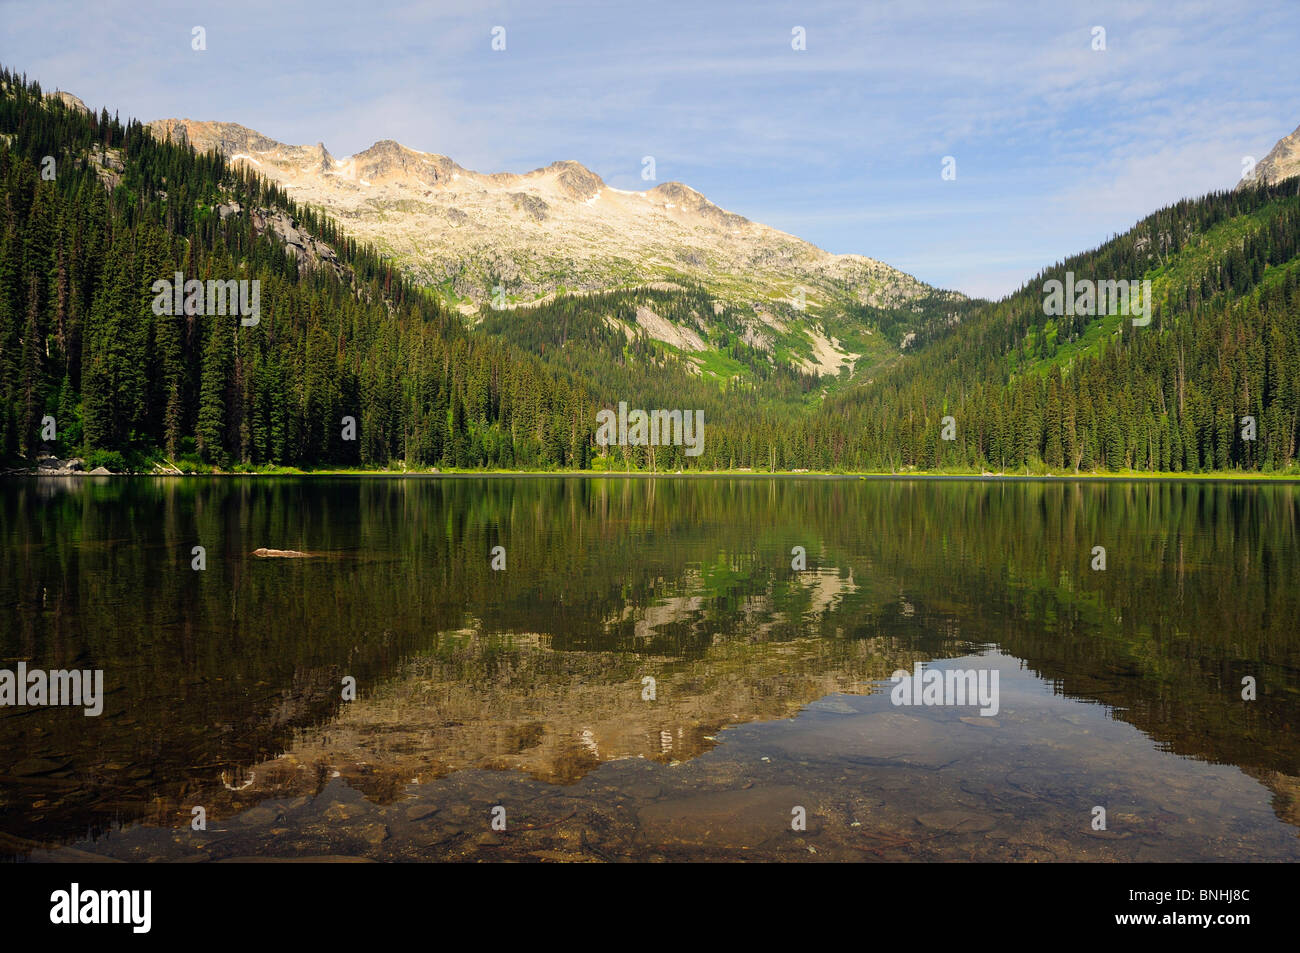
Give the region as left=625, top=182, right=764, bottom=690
left=32, top=643, right=1300, bottom=862
left=4, top=1, right=1298, bottom=298
left=743, top=649, right=1299, bottom=860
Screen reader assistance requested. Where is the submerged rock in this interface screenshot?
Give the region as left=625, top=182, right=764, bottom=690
left=405, top=804, right=440, bottom=822
left=915, top=810, right=996, bottom=832
left=637, top=785, right=813, bottom=848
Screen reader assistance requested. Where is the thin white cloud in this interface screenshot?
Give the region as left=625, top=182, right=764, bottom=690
left=2, top=0, right=1297, bottom=297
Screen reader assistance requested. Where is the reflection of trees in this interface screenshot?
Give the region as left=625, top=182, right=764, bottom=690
left=816, top=480, right=1300, bottom=778
left=1, top=476, right=1297, bottom=852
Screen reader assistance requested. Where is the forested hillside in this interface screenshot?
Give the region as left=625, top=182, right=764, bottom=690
left=476, top=178, right=1300, bottom=473
left=812, top=181, right=1300, bottom=472
left=0, top=67, right=598, bottom=471
left=3, top=66, right=1299, bottom=474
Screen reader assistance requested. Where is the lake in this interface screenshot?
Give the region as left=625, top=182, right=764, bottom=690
left=2, top=476, right=1297, bottom=861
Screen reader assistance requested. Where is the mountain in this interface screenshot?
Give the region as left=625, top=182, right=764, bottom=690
left=145, top=119, right=961, bottom=321
left=44, top=90, right=89, bottom=115
left=813, top=175, right=1300, bottom=472
left=4, top=67, right=1299, bottom=475
left=0, top=69, right=604, bottom=472
left=143, top=119, right=975, bottom=386
left=1240, top=121, right=1300, bottom=189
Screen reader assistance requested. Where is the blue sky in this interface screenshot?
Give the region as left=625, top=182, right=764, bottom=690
left=3, top=0, right=1298, bottom=298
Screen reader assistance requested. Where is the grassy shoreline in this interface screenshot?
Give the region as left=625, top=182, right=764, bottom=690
left=8, top=463, right=1300, bottom=482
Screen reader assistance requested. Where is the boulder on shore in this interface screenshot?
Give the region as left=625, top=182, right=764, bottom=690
left=33, top=455, right=92, bottom=474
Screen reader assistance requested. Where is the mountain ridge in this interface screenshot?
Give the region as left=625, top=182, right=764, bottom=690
left=3, top=66, right=1299, bottom=476
left=1239, top=120, right=1300, bottom=189
left=145, top=117, right=959, bottom=318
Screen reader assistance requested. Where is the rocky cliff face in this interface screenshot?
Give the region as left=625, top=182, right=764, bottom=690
left=145, top=118, right=954, bottom=317
left=45, top=90, right=90, bottom=114
left=1239, top=121, right=1300, bottom=188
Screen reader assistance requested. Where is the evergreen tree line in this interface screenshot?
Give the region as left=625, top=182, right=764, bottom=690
left=807, top=181, right=1300, bottom=473
left=4, top=65, right=1300, bottom=473
left=477, top=183, right=1300, bottom=473
left=0, top=67, right=594, bottom=470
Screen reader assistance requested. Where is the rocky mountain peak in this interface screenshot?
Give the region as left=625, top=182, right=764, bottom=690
left=312, top=141, right=332, bottom=171
left=149, top=119, right=282, bottom=157
left=649, top=181, right=749, bottom=228
left=1239, top=121, right=1300, bottom=189
left=544, top=160, right=604, bottom=201
left=141, top=114, right=948, bottom=316
left=45, top=90, right=90, bottom=114
left=351, top=139, right=460, bottom=187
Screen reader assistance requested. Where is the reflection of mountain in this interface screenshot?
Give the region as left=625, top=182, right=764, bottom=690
left=602, top=566, right=858, bottom=642
left=176, top=625, right=933, bottom=823
left=2, top=476, right=1298, bottom=853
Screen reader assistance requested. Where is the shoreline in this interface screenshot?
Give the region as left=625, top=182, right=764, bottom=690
left=7, top=467, right=1300, bottom=483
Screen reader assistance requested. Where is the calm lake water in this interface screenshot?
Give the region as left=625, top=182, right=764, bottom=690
left=2, top=476, right=1298, bottom=862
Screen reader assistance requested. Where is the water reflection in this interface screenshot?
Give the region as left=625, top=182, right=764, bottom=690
left=2, top=477, right=1298, bottom=860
